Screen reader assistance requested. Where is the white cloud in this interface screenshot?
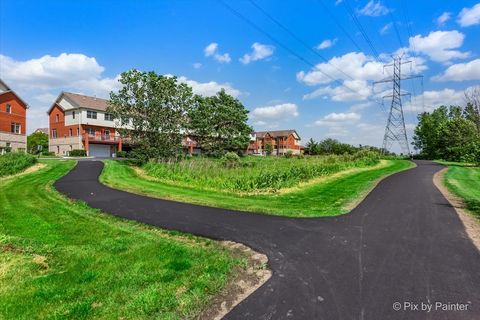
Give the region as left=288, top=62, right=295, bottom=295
left=403, top=88, right=465, bottom=113
left=432, top=58, right=480, bottom=81
left=193, top=62, right=202, bottom=69
left=437, top=12, right=451, bottom=26
left=240, top=43, right=275, bottom=64
left=204, top=42, right=231, bottom=63
left=357, top=1, right=389, bottom=17
left=458, top=3, right=480, bottom=27
left=0, top=53, right=118, bottom=93
left=380, top=23, right=392, bottom=35
left=176, top=76, right=241, bottom=97
left=314, top=112, right=361, bottom=138
left=316, top=38, right=337, bottom=50
left=251, top=103, right=298, bottom=120
left=303, top=80, right=372, bottom=102
left=335, top=0, right=343, bottom=5
left=408, top=30, right=470, bottom=63
left=33, top=92, right=57, bottom=104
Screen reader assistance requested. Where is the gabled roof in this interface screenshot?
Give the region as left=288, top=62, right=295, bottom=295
left=47, top=91, right=109, bottom=114
left=0, top=78, right=29, bottom=108
left=255, top=130, right=301, bottom=140
left=34, top=128, right=49, bottom=135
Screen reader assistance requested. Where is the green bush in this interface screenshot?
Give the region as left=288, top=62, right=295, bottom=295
left=284, top=151, right=293, bottom=158
left=41, top=151, right=56, bottom=156
left=0, top=152, right=37, bottom=177
left=116, top=151, right=128, bottom=158
left=69, top=149, right=87, bottom=157
left=221, top=151, right=240, bottom=168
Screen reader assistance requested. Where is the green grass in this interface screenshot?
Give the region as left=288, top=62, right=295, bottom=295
left=143, top=154, right=380, bottom=193
left=0, top=160, right=243, bottom=320
left=443, top=164, right=480, bottom=218
left=0, top=152, right=37, bottom=177
left=101, top=159, right=413, bottom=217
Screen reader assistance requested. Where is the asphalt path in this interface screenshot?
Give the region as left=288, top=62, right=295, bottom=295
left=54, top=160, right=480, bottom=319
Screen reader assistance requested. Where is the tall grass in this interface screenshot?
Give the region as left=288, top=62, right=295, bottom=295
left=0, top=152, right=37, bottom=177
left=143, top=151, right=380, bottom=193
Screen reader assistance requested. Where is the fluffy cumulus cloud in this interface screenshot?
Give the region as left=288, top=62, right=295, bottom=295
left=432, top=58, right=480, bottom=81
left=303, top=79, right=372, bottom=102
left=357, top=1, right=389, bottom=17
left=251, top=103, right=298, bottom=121
left=314, top=112, right=362, bottom=137
left=176, top=76, right=240, bottom=97
left=240, top=43, right=275, bottom=64
left=457, top=3, right=480, bottom=27
left=408, top=30, right=470, bottom=63
left=0, top=53, right=119, bottom=94
left=437, top=12, right=451, bottom=26
left=316, top=38, right=337, bottom=50
left=204, top=42, right=231, bottom=63
left=403, top=88, right=465, bottom=113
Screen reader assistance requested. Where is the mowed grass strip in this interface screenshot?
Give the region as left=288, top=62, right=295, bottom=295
left=443, top=163, right=480, bottom=217
left=101, top=159, right=413, bottom=217
left=0, top=160, right=243, bottom=320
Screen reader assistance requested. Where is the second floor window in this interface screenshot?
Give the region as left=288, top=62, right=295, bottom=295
left=86, top=128, right=96, bottom=135
left=77, top=128, right=80, bottom=136
left=104, top=113, right=114, bottom=121
left=87, top=110, right=97, bottom=119
left=52, top=129, right=57, bottom=138
left=6, top=104, right=11, bottom=113
left=72, top=111, right=76, bottom=119
left=56, top=114, right=59, bottom=122
left=11, top=123, right=21, bottom=134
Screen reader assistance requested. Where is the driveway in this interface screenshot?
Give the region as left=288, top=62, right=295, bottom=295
left=54, top=160, right=480, bottom=319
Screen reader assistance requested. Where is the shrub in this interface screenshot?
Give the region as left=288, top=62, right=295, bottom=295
left=69, top=149, right=87, bottom=157
left=41, top=151, right=55, bottom=156
left=0, top=152, right=37, bottom=177
left=116, top=151, right=128, bottom=158
left=284, top=151, right=293, bottom=158
left=222, top=151, right=240, bottom=168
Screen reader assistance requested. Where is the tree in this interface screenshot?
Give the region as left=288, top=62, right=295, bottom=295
left=108, top=70, right=195, bottom=162
left=413, top=106, right=449, bottom=159
left=187, top=90, right=252, bottom=156
left=264, top=141, right=273, bottom=155
left=305, top=138, right=320, bottom=155
left=27, top=132, right=48, bottom=154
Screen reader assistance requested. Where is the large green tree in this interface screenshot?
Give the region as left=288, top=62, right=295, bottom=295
left=187, top=89, right=252, bottom=155
left=108, top=70, right=195, bottom=162
left=27, top=132, right=48, bottom=154
left=413, top=105, right=480, bottom=162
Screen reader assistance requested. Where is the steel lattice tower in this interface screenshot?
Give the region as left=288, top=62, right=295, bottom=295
left=374, top=56, right=422, bottom=155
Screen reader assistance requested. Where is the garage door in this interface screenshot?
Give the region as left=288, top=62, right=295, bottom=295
left=89, top=144, right=111, bottom=157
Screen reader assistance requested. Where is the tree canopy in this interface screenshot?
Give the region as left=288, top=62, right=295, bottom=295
left=27, top=132, right=48, bottom=154
left=413, top=103, right=480, bottom=162
left=108, top=70, right=195, bottom=162
left=187, top=89, right=252, bottom=156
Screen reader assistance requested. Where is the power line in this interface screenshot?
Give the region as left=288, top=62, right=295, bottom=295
left=315, top=0, right=364, bottom=53
left=217, top=0, right=375, bottom=100
left=248, top=0, right=355, bottom=82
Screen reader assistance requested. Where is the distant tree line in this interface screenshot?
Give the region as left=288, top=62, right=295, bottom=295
left=107, top=69, right=252, bottom=163
left=413, top=87, right=480, bottom=163
left=304, top=138, right=389, bottom=156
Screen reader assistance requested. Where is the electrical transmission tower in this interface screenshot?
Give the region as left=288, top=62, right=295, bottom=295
left=374, top=55, right=422, bottom=155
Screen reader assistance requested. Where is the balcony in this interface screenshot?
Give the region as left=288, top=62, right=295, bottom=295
left=84, top=133, right=122, bottom=143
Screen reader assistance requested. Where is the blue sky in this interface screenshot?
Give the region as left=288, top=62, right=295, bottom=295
left=1, top=0, right=480, bottom=151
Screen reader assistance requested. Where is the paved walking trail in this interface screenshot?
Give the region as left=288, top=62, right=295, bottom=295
left=55, top=160, right=480, bottom=319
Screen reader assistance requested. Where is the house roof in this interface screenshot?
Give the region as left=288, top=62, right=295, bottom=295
left=255, top=130, right=300, bottom=139
left=0, top=78, right=29, bottom=108
left=34, top=128, right=49, bottom=135
left=47, top=91, right=109, bottom=114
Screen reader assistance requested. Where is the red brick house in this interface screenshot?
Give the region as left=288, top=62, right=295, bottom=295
left=47, top=92, right=125, bottom=157
left=0, top=79, right=28, bottom=154
left=248, top=130, right=302, bottom=155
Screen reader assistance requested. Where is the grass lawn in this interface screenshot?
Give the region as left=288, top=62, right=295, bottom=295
left=101, top=158, right=413, bottom=217
left=442, top=162, right=480, bottom=218
left=0, top=160, right=244, bottom=320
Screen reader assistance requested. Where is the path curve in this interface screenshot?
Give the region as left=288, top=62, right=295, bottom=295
left=54, top=160, right=480, bottom=319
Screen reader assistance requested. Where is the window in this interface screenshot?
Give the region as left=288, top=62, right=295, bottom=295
left=6, top=104, right=11, bottom=113
left=86, top=128, right=95, bottom=135
left=72, top=111, right=76, bottom=119
left=87, top=110, right=97, bottom=119
left=69, top=128, right=73, bottom=136
left=56, top=114, right=59, bottom=123
left=104, top=113, right=114, bottom=121
left=77, top=128, right=80, bottom=136
left=6, top=142, right=11, bottom=148
left=11, top=123, right=21, bottom=134
left=52, top=129, right=57, bottom=138
left=104, top=129, right=110, bottom=138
